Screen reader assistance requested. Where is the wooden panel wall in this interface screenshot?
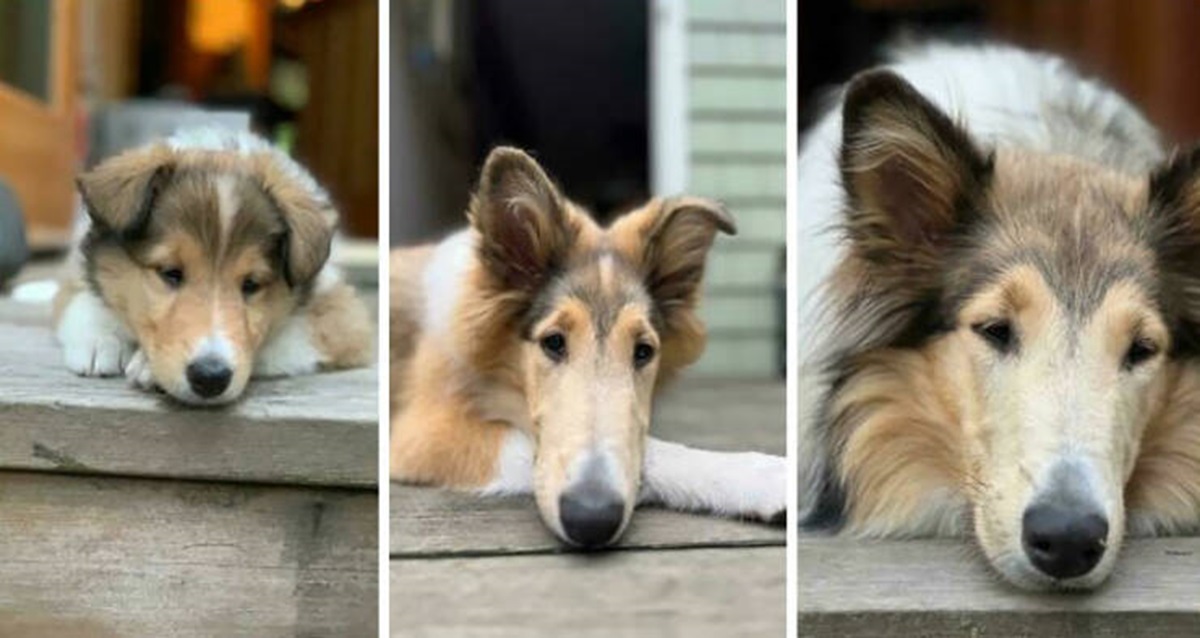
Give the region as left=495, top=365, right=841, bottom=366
left=986, top=0, right=1200, bottom=144
left=277, top=0, right=379, bottom=238
left=0, top=0, right=79, bottom=248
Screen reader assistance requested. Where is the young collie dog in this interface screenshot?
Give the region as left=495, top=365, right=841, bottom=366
left=54, top=129, right=372, bottom=405
left=391, top=147, right=786, bottom=548
left=799, top=43, right=1200, bottom=590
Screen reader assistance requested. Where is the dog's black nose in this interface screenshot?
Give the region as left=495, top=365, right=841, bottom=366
left=559, top=483, right=625, bottom=548
left=1022, top=503, right=1108, bottom=580
left=186, top=356, right=233, bottom=398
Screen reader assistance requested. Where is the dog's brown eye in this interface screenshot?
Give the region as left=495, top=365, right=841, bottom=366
left=971, top=320, right=1014, bottom=352
left=633, top=342, right=656, bottom=368
left=158, top=267, right=184, bottom=289
left=241, top=277, right=262, bottom=297
left=1124, top=338, right=1159, bottom=369
left=540, top=333, right=567, bottom=362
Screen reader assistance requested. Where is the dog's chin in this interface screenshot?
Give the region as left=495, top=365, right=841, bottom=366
left=987, top=548, right=1114, bottom=592
left=158, top=381, right=243, bottom=407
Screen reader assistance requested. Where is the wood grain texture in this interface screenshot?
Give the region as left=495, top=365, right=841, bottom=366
left=798, top=534, right=1200, bottom=637
left=0, top=322, right=376, bottom=487
left=392, top=547, right=786, bottom=637
left=391, top=380, right=785, bottom=635
left=391, top=379, right=785, bottom=556
left=0, top=471, right=376, bottom=637
left=391, top=487, right=784, bottom=556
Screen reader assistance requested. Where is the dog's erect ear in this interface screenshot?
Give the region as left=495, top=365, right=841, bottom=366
left=1149, top=145, right=1200, bottom=228
left=1148, top=145, right=1200, bottom=353
left=468, top=147, right=574, bottom=292
left=840, top=70, right=992, bottom=268
left=256, top=159, right=338, bottom=287
left=77, top=144, right=176, bottom=237
left=616, top=196, right=735, bottom=312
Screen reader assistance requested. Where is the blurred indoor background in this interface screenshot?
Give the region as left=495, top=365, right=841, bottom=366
left=800, top=1, right=1200, bottom=144
left=393, top=0, right=787, bottom=379
left=0, top=0, right=378, bottom=285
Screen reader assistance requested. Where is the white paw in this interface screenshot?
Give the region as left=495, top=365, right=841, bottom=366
left=736, top=451, right=787, bottom=524
left=58, top=291, right=134, bottom=377
left=124, top=349, right=156, bottom=390
left=642, top=439, right=787, bottom=524
left=62, top=333, right=135, bottom=377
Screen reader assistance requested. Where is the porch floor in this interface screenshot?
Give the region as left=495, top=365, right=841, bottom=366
left=390, top=379, right=787, bottom=637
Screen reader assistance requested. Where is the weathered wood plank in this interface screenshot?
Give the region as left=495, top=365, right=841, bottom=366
left=0, top=323, right=377, bottom=487
left=798, top=534, right=1200, bottom=637
left=391, top=379, right=785, bottom=556
left=0, top=470, right=376, bottom=637
left=391, top=546, right=785, bottom=637
left=391, top=487, right=784, bottom=556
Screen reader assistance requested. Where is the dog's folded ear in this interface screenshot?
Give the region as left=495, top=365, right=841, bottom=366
left=77, top=144, right=175, bottom=238
left=255, top=159, right=338, bottom=287
left=618, top=196, right=735, bottom=312
left=611, top=197, right=734, bottom=372
left=840, top=69, right=992, bottom=268
left=469, top=147, right=574, bottom=292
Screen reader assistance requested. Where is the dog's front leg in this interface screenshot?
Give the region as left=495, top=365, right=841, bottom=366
left=54, top=282, right=136, bottom=377
left=255, top=272, right=373, bottom=378
left=639, top=437, right=786, bottom=524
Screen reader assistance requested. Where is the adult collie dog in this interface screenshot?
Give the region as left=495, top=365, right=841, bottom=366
left=799, top=43, right=1200, bottom=590
left=54, top=129, right=372, bottom=405
left=391, top=147, right=785, bottom=548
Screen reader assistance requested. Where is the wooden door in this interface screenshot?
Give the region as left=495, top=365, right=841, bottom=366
left=0, top=0, right=78, bottom=249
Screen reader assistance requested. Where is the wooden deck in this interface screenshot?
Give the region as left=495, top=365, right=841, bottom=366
left=798, top=530, right=1200, bottom=636
left=0, top=288, right=378, bottom=636
left=390, top=379, right=786, bottom=637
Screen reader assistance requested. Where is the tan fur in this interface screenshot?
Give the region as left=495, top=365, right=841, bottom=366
left=389, top=246, right=434, bottom=367
left=814, top=66, right=1200, bottom=592
left=306, top=279, right=374, bottom=369
left=390, top=337, right=512, bottom=487
left=834, top=343, right=968, bottom=537
left=58, top=136, right=368, bottom=403
left=834, top=264, right=1177, bottom=578
left=1127, top=362, right=1200, bottom=534
left=391, top=148, right=732, bottom=544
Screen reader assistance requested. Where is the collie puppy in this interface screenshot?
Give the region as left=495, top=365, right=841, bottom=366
left=799, top=43, right=1200, bottom=590
left=391, top=147, right=785, bottom=548
left=54, top=129, right=372, bottom=405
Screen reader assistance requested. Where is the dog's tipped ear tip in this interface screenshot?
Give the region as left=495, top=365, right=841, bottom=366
left=842, top=69, right=918, bottom=126
left=697, top=199, right=738, bottom=235
left=485, top=145, right=531, bottom=161
left=481, top=146, right=541, bottom=179
left=664, top=197, right=736, bottom=235
left=844, top=69, right=911, bottom=103
left=713, top=205, right=737, bottom=236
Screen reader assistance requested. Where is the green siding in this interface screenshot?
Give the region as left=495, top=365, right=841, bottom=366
left=685, top=0, right=785, bottom=378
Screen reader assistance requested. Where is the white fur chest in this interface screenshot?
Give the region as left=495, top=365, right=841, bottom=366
left=420, top=229, right=474, bottom=343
